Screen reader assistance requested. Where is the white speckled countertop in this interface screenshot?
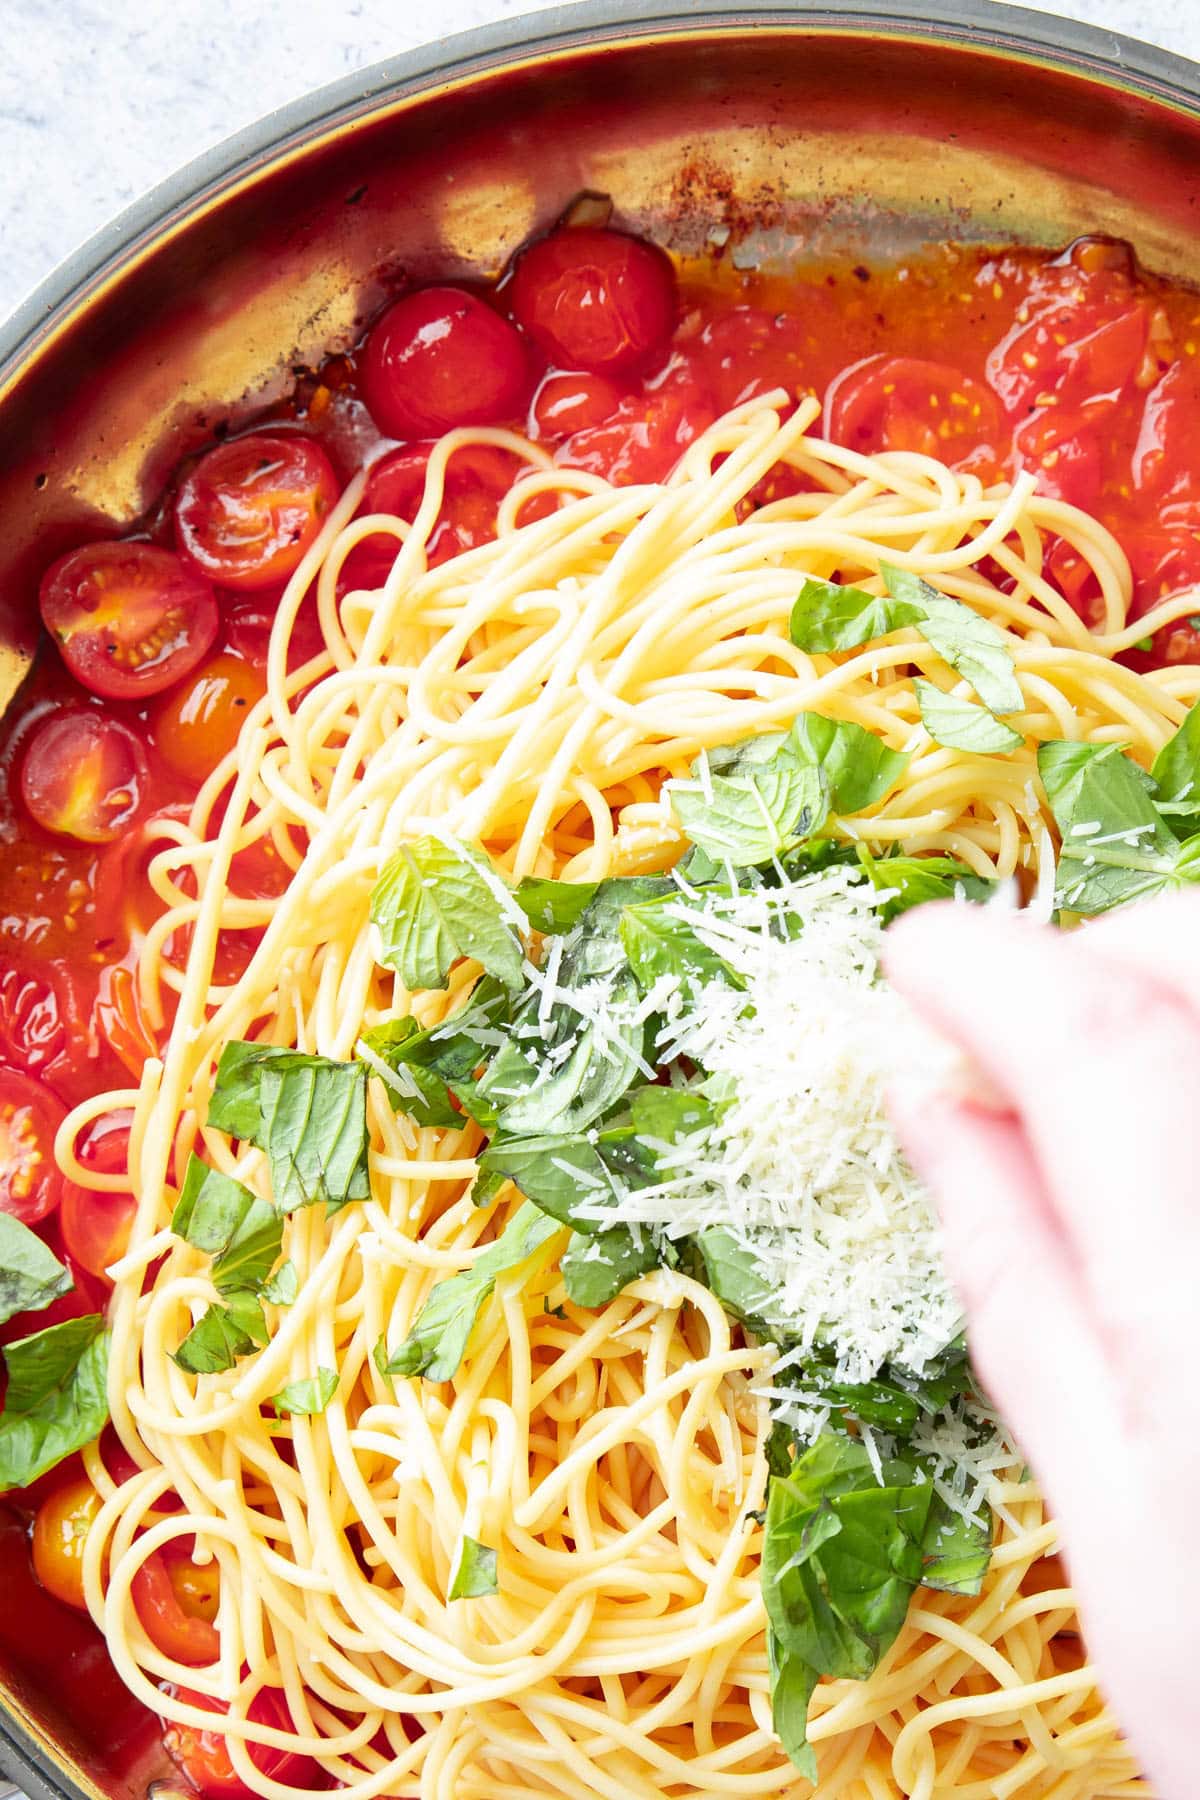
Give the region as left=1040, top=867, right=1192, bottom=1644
left=2, top=0, right=1200, bottom=329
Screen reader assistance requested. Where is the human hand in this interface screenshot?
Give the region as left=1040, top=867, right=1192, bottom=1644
left=883, top=894, right=1200, bottom=1800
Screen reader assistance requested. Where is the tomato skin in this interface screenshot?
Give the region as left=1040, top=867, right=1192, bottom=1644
left=175, top=433, right=339, bottom=592
left=530, top=371, right=625, bottom=440
left=31, top=1475, right=101, bottom=1611
left=0, top=1068, right=68, bottom=1225
left=223, top=588, right=326, bottom=669
left=162, top=1684, right=319, bottom=1800
left=1013, top=406, right=1103, bottom=512
left=60, top=1112, right=135, bottom=1280
left=39, top=542, right=219, bottom=701
left=353, top=441, right=524, bottom=572
left=0, top=960, right=66, bottom=1078
left=1133, top=358, right=1200, bottom=500
left=20, top=712, right=149, bottom=845
left=824, top=354, right=1002, bottom=470
left=152, top=652, right=266, bottom=782
left=1119, top=530, right=1200, bottom=670
left=361, top=287, right=530, bottom=438
left=509, top=227, right=677, bottom=375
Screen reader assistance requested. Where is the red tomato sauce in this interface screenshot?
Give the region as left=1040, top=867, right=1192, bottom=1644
left=2, top=224, right=1199, bottom=1793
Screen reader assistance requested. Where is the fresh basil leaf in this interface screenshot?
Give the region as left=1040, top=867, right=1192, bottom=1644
left=209, top=1044, right=370, bottom=1215
left=448, top=1535, right=498, bottom=1600
left=921, top=1496, right=992, bottom=1595
left=172, top=1291, right=269, bottom=1375
left=882, top=563, right=1023, bottom=714
left=791, top=714, right=910, bottom=815
left=370, top=836, right=524, bottom=992
left=762, top=1433, right=933, bottom=1684
left=1038, top=739, right=1196, bottom=915
left=0, top=1314, right=109, bottom=1489
left=857, top=847, right=994, bottom=917
left=0, top=1215, right=72, bottom=1326
left=380, top=1202, right=561, bottom=1382
left=360, top=979, right=510, bottom=1131
left=561, top=1224, right=660, bottom=1307
left=270, top=1367, right=338, bottom=1416
left=359, top=1018, right=464, bottom=1126
left=767, top=1632, right=819, bottom=1780
left=1151, top=697, right=1200, bottom=817
left=914, top=680, right=1024, bottom=755
left=789, top=576, right=924, bottom=653
left=619, top=897, right=742, bottom=995
left=262, top=1261, right=299, bottom=1306
left=514, top=876, right=601, bottom=935
left=628, top=1085, right=716, bottom=1144
left=171, top=1156, right=283, bottom=1295
left=670, top=735, right=828, bottom=868
left=475, top=1133, right=614, bottom=1227
left=480, top=969, right=647, bottom=1138
left=693, top=1226, right=798, bottom=1342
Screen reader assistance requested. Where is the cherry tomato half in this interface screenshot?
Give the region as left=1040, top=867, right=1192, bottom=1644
left=824, top=355, right=1002, bottom=471
left=20, top=712, right=148, bottom=845
left=508, top=226, right=677, bottom=375
left=151, top=652, right=266, bottom=783
left=692, top=302, right=838, bottom=412
left=223, top=588, right=326, bottom=670
left=133, top=1548, right=221, bottom=1666
left=0, top=960, right=65, bottom=1079
left=39, top=542, right=219, bottom=702
left=1121, top=530, right=1200, bottom=671
left=0, top=1068, right=67, bottom=1225
left=361, top=287, right=530, bottom=439
left=345, top=442, right=525, bottom=578
left=60, top=1110, right=135, bottom=1280
left=162, top=1685, right=318, bottom=1800
left=175, top=433, right=339, bottom=592
left=31, top=1476, right=101, bottom=1611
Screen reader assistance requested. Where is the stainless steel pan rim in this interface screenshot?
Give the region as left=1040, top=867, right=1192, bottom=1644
left=2, top=2, right=1198, bottom=1797
left=2, top=0, right=1200, bottom=393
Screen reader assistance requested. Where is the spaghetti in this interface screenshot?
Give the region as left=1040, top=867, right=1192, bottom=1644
left=69, top=388, right=1187, bottom=1800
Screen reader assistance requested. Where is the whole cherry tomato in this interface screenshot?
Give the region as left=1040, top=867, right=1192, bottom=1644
left=508, top=226, right=677, bottom=374
left=361, top=288, right=530, bottom=439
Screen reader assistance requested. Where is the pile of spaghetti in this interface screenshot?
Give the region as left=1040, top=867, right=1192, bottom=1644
left=71, top=389, right=1196, bottom=1799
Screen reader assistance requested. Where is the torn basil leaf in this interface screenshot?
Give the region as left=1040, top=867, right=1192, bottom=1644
left=1038, top=739, right=1200, bottom=915
left=171, top=1156, right=283, bottom=1295
left=0, top=1314, right=109, bottom=1490
left=788, top=576, right=924, bottom=652
left=921, top=1495, right=992, bottom=1595
left=514, top=876, right=601, bottom=935
left=370, top=836, right=524, bottom=992
left=619, top=896, right=742, bottom=995
left=882, top=563, right=1023, bottom=714
left=448, top=1535, right=498, bottom=1600
left=208, top=1043, right=369, bottom=1214
left=1151, top=696, right=1200, bottom=817
left=791, top=714, right=910, bottom=816
left=767, top=1632, right=819, bottom=1782
left=561, top=1224, right=660, bottom=1307
left=0, top=1215, right=73, bottom=1326
left=856, top=847, right=994, bottom=917
left=172, top=1290, right=269, bottom=1376
left=262, top=1261, right=299, bottom=1307
left=270, top=1367, right=338, bottom=1417
left=378, top=1202, right=561, bottom=1383
left=914, top=680, right=1024, bottom=755
left=669, top=732, right=828, bottom=868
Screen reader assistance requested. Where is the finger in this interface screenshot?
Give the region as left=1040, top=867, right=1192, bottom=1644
left=1083, top=888, right=1200, bottom=1015
left=888, top=1081, right=1130, bottom=1540
left=884, top=903, right=1200, bottom=1397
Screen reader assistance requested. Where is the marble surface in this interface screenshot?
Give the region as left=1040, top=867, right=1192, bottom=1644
left=3, top=0, right=1200, bottom=330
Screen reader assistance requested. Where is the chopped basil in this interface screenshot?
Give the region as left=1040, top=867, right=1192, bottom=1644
left=513, top=876, right=601, bottom=935
left=270, top=1367, right=338, bottom=1417
left=789, top=576, right=924, bottom=652
left=370, top=836, right=524, bottom=993
left=171, top=1156, right=283, bottom=1294
left=1038, top=739, right=1200, bottom=915
left=914, top=680, right=1024, bottom=755
left=1151, top=696, right=1200, bottom=818
left=0, top=1314, right=109, bottom=1490
left=561, top=1224, right=661, bottom=1306
left=790, top=714, right=910, bottom=815
left=262, top=1261, right=299, bottom=1306
left=0, top=1215, right=73, bottom=1326
left=377, top=1202, right=561, bottom=1383
left=448, top=1535, right=498, bottom=1600
left=208, top=1043, right=369, bottom=1214
left=172, top=1291, right=269, bottom=1376
left=882, top=563, right=1024, bottom=714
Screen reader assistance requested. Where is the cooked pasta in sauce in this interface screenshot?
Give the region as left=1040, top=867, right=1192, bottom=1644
left=2, top=216, right=1197, bottom=1800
